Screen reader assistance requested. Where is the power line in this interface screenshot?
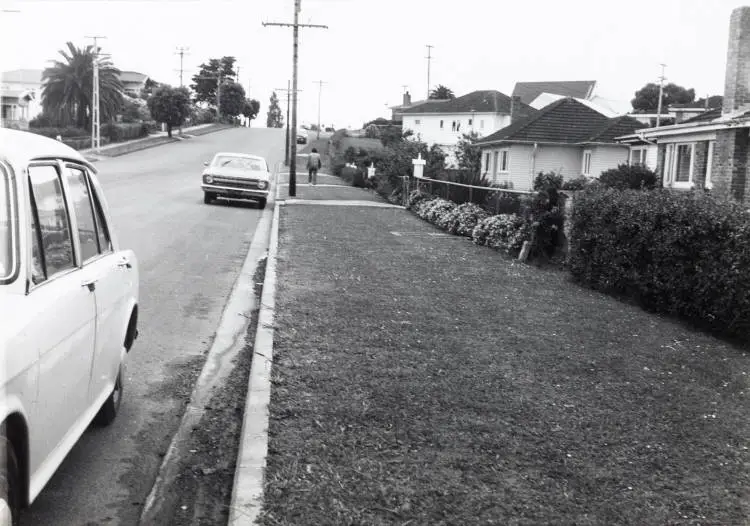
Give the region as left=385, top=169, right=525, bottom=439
left=86, top=35, right=107, bottom=151
left=426, top=44, right=434, bottom=99
left=314, top=80, right=326, bottom=140
left=275, top=82, right=304, bottom=166
left=263, top=0, right=328, bottom=197
left=175, top=46, right=190, bottom=87
left=656, top=63, right=667, bottom=128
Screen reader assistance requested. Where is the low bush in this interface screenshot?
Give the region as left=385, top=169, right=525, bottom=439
left=561, top=176, right=593, bottom=191
left=471, top=214, right=531, bottom=254
left=569, top=186, right=750, bottom=339
left=101, top=122, right=148, bottom=142
left=415, top=198, right=457, bottom=228
left=30, top=126, right=88, bottom=139
left=598, top=163, right=658, bottom=190
left=443, top=203, right=491, bottom=237
left=522, top=171, right=566, bottom=259
left=406, top=189, right=434, bottom=210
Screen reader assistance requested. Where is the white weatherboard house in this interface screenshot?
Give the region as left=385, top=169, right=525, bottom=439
left=396, top=90, right=537, bottom=166
left=1, top=69, right=44, bottom=130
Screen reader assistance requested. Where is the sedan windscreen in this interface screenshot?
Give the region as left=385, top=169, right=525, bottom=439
left=0, top=169, right=15, bottom=282
left=214, top=156, right=265, bottom=171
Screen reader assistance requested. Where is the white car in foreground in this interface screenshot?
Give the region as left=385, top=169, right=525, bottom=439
left=0, top=129, right=139, bottom=524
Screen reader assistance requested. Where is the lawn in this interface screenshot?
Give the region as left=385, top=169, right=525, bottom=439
left=258, top=204, right=750, bottom=526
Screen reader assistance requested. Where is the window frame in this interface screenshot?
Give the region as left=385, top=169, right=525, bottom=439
left=582, top=150, right=592, bottom=176
left=26, top=160, right=79, bottom=293
left=483, top=152, right=490, bottom=174
left=0, top=161, right=19, bottom=285
left=630, top=147, right=647, bottom=166
left=64, top=162, right=111, bottom=264
left=440, top=120, right=444, bottom=129
left=414, top=119, right=421, bottom=126
left=705, top=141, right=715, bottom=190
left=492, top=151, right=499, bottom=178
left=664, top=142, right=695, bottom=189
left=499, top=149, right=510, bottom=173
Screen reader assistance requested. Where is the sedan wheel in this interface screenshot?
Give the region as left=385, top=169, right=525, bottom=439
left=0, top=436, right=20, bottom=526
left=204, top=192, right=215, bottom=204
left=94, top=367, right=123, bottom=427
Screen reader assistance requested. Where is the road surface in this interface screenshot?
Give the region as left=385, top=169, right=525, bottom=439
left=20, top=127, right=285, bottom=526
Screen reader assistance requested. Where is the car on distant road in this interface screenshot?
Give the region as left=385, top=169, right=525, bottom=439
left=296, top=129, right=307, bottom=144
left=201, top=152, right=271, bottom=208
left=0, top=129, right=139, bottom=524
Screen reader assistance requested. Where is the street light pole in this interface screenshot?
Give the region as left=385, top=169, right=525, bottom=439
left=314, top=80, right=326, bottom=140
left=263, top=0, right=327, bottom=197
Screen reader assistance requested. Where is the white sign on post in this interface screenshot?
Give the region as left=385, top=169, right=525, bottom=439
left=412, top=153, right=426, bottom=179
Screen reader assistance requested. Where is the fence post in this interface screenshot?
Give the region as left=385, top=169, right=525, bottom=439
left=495, top=191, right=500, bottom=215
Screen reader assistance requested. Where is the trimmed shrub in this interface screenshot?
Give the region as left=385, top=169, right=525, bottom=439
left=418, top=198, right=457, bottom=227
left=598, top=163, right=658, bottom=190
left=471, top=214, right=531, bottom=254
left=569, top=186, right=750, bottom=339
left=443, top=203, right=491, bottom=237
left=533, top=170, right=563, bottom=192
left=100, top=122, right=148, bottom=142
left=29, top=126, right=88, bottom=139
left=562, top=176, right=592, bottom=191
left=406, top=189, right=434, bottom=210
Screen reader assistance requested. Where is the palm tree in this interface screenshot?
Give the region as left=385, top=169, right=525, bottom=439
left=429, top=84, right=456, bottom=100
left=41, top=42, right=124, bottom=129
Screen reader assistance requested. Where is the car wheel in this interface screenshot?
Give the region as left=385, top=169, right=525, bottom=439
left=0, top=435, right=21, bottom=526
left=94, top=366, right=123, bottom=427
left=204, top=192, right=214, bottom=204
left=257, top=198, right=266, bottom=209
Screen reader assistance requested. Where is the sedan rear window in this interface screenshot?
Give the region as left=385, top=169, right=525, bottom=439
left=0, top=168, right=14, bottom=282
left=213, top=156, right=265, bottom=171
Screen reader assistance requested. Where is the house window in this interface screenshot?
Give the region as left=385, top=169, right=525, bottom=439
left=440, top=120, right=444, bottom=129
left=582, top=150, right=592, bottom=176
left=414, top=119, right=421, bottom=125
left=630, top=147, right=647, bottom=166
left=664, top=143, right=695, bottom=187
left=456, top=121, right=461, bottom=132
left=484, top=152, right=490, bottom=174
left=499, top=150, right=509, bottom=172
left=492, top=151, right=499, bottom=178
left=468, top=119, right=473, bottom=126
left=705, top=141, right=715, bottom=189
left=480, top=120, right=485, bottom=129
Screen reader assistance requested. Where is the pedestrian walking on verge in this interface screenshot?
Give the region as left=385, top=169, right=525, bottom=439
left=307, top=148, right=322, bottom=185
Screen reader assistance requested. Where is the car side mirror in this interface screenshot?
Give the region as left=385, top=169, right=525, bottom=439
left=203, top=161, right=209, bottom=167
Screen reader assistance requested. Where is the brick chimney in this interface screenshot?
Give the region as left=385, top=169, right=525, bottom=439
left=713, top=7, right=750, bottom=201
left=403, top=91, right=411, bottom=107
left=723, top=7, right=750, bottom=114
left=510, top=96, right=522, bottom=122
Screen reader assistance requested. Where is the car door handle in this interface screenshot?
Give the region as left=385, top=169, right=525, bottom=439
left=117, top=257, right=132, bottom=269
left=81, top=278, right=97, bottom=292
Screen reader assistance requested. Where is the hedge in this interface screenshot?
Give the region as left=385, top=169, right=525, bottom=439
left=568, top=186, right=750, bottom=339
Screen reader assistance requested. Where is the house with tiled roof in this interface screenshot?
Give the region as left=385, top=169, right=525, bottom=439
left=475, top=97, right=646, bottom=190
left=396, top=90, right=538, bottom=165
left=117, top=71, right=149, bottom=97
left=1, top=69, right=44, bottom=129
left=512, top=80, right=597, bottom=105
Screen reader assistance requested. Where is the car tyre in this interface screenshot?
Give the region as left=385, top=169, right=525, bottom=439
left=94, top=367, right=123, bottom=427
left=0, top=435, right=21, bottom=526
left=257, top=198, right=266, bottom=209
left=204, top=192, right=215, bottom=204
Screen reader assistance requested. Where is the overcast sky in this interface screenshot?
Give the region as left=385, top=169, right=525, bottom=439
left=0, top=0, right=747, bottom=128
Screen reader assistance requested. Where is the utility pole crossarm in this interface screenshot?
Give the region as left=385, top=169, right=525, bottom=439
left=263, top=21, right=328, bottom=28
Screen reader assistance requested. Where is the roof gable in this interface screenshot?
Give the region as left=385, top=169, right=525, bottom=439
left=512, top=80, right=597, bottom=105
left=118, top=71, right=149, bottom=84
left=399, top=90, right=532, bottom=115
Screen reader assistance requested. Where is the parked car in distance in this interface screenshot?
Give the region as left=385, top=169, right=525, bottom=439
left=0, top=129, right=139, bottom=523
left=296, top=129, right=307, bottom=144
left=201, top=152, right=271, bottom=208
left=324, top=127, right=335, bottom=133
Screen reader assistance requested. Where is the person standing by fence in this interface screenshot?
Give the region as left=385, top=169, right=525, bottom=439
left=307, top=148, right=322, bottom=185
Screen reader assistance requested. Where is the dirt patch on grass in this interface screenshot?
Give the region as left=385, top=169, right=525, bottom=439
left=258, top=206, right=750, bottom=526
left=162, top=258, right=265, bottom=525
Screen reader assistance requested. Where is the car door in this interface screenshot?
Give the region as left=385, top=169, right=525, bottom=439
left=62, top=164, right=131, bottom=406
left=25, top=162, right=96, bottom=472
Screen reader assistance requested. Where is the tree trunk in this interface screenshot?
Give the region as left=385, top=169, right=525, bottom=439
left=167, top=124, right=172, bottom=138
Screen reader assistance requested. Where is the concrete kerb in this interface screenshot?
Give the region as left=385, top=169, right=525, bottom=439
left=228, top=183, right=280, bottom=525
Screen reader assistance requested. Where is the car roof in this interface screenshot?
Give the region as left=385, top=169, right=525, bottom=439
left=213, top=152, right=267, bottom=162
left=0, top=129, right=96, bottom=175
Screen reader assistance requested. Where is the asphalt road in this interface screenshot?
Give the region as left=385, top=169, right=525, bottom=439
left=20, top=126, right=285, bottom=526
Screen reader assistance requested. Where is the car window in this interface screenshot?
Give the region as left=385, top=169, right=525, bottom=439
left=28, top=164, right=75, bottom=281
left=213, top=156, right=265, bottom=171
left=65, top=166, right=99, bottom=262
left=0, top=166, right=14, bottom=282
left=90, top=178, right=112, bottom=254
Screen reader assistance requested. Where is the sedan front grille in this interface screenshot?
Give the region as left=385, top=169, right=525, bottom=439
left=211, top=176, right=263, bottom=190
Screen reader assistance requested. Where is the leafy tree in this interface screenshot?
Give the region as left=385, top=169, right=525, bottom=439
left=147, top=85, right=191, bottom=137
left=695, top=95, right=723, bottom=109
left=190, top=56, right=237, bottom=105
left=41, top=41, right=124, bottom=129
left=426, top=144, right=446, bottom=177
left=631, top=82, right=695, bottom=113
left=120, top=95, right=150, bottom=123
left=218, top=81, right=245, bottom=117
left=266, top=91, right=283, bottom=128
left=455, top=132, right=482, bottom=174
left=380, top=126, right=413, bottom=147
left=243, top=98, right=261, bottom=121
left=429, top=84, right=456, bottom=100
left=140, top=78, right=161, bottom=99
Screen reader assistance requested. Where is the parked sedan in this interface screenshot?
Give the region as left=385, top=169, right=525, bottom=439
left=201, top=152, right=271, bottom=208
left=0, top=129, right=139, bottom=524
